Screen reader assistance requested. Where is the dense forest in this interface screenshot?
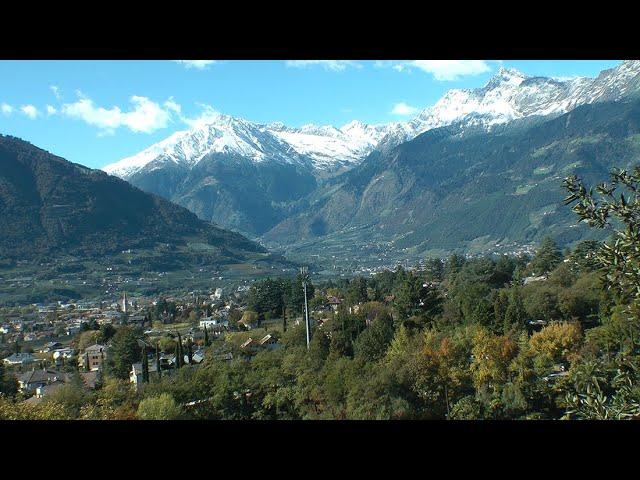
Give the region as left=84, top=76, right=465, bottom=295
left=1, top=167, right=640, bottom=420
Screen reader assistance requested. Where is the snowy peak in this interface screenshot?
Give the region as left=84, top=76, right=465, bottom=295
left=105, top=114, right=389, bottom=178
left=104, top=61, right=640, bottom=179
left=384, top=60, right=640, bottom=147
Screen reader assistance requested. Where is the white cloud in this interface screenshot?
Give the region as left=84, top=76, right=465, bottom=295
left=46, top=105, right=57, bottom=115
left=391, top=102, right=418, bottom=116
left=61, top=94, right=179, bottom=134
left=1, top=103, right=13, bottom=115
left=405, top=60, right=491, bottom=81
left=180, top=103, right=222, bottom=128
left=380, top=60, right=492, bottom=81
left=164, top=97, right=182, bottom=114
left=174, top=60, right=217, bottom=70
left=50, top=85, right=61, bottom=99
left=286, top=60, right=361, bottom=72
left=20, top=105, right=39, bottom=119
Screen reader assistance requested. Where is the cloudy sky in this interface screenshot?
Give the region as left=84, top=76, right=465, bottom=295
left=0, top=60, right=621, bottom=169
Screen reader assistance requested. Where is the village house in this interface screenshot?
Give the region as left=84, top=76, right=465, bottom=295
left=17, top=368, right=68, bottom=393
left=3, top=352, right=35, bottom=367
left=327, top=296, right=342, bottom=312
left=129, top=362, right=158, bottom=388
left=78, top=344, right=107, bottom=371
left=259, top=334, right=279, bottom=350
left=38, top=341, right=63, bottom=353
left=52, top=347, right=75, bottom=361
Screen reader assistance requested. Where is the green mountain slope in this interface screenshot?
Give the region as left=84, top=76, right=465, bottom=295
left=0, top=135, right=267, bottom=261
left=263, top=98, right=640, bottom=259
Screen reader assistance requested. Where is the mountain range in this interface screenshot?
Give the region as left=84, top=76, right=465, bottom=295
left=95, top=60, right=640, bottom=262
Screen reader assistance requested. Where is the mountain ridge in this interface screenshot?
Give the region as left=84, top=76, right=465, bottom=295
left=0, top=134, right=268, bottom=262
left=104, top=61, right=640, bottom=179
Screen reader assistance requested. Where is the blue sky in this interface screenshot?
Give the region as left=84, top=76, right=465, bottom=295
left=0, top=60, right=622, bottom=169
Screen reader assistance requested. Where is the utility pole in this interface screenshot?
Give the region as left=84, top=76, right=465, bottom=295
left=301, top=266, right=310, bottom=350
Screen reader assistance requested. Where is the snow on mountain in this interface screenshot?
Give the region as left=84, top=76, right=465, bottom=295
left=104, top=113, right=390, bottom=178
left=379, top=61, right=640, bottom=149
left=104, top=61, right=640, bottom=179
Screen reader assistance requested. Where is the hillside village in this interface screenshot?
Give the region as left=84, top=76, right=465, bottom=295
left=0, top=234, right=612, bottom=419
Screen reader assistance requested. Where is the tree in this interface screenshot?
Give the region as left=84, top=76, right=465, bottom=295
left=564, top=168, right=640, bottom=305
left=354, top=314, right=395, bottom=362
left=285, top=273, right=315, bottom=316
left=176, top=332, right=183, bottom=368
left=0, top=362, right=18, bottom=398
left=393, top=273, right=442, bottom=322
left=137, top=393, right=183, bottom=420
left=187, top=338, right=193, bottom=365
left=156, top=342, right=162, bottom=379
left=528, top=237, right=562, bottom=276
left=568, top=240, right=604, bottom=273
left=141, top=346, right=149, bottom=383
left=282, top=306, right=287, bottom=333
left=445, top=253, right=466, bottom=280
left=346, top=277, right=368, bottom=305
left=528, top=322, right=582, bottom=367
left=503, top=287, right=527, bottom=332
left=204, top=326, right=210, bottom=347
left=106, top=326, right=142, bottom=379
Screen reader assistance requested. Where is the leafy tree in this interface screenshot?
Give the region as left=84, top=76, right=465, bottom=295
left=528, top=322, right=582, bottom=367
left=393, top=273, right=442, bottom=322
left=0, top=362, right=18, bottom=398
left=564, top=168, right=640, bottom=304
left=354, top=313, right=395, bottom=362
left=137, top=393, right=183, bottom=420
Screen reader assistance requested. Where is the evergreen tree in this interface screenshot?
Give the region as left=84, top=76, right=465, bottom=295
left=156, top=342, right=162, bottom=378
left=204, top=326, right=210, bottom=347
left=176, top=333, right=183, bottom=368
left=141, top=345, right=149, bottom=383
left=529, top=237, right=562, bottom=275
left=445, top=253, right=466, bottom=279
left=504, top=287, right=528, bottom=332
left=105, top=326, right=142, bottom=379
left=187, top=338, right=193, bottom=365
left=282, top=305, right=287, bottom=332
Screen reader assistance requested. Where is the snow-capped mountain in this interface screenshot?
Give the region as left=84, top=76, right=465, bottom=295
left=101, top=61, right=640, bottom=240
left=104, top=61, right=640, bottom=180
left=378, top=60, right=640, bottom=149
left=104, top=113, right=390, bottom=178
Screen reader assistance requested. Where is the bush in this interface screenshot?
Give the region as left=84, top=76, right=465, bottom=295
left=137, top=393, right=183, bottom=420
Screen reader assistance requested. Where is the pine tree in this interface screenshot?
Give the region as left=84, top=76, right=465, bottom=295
left=176, top=332, right=183, bottom=368
left=282, top=305, right=287, bottom=332
left=142, top=345, right=149, bottom=383
left=529, top=237, right=562, bottom=275
left=504, top=287, right=527, bottom=332
left=156, top=342, right=162, bottom=378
